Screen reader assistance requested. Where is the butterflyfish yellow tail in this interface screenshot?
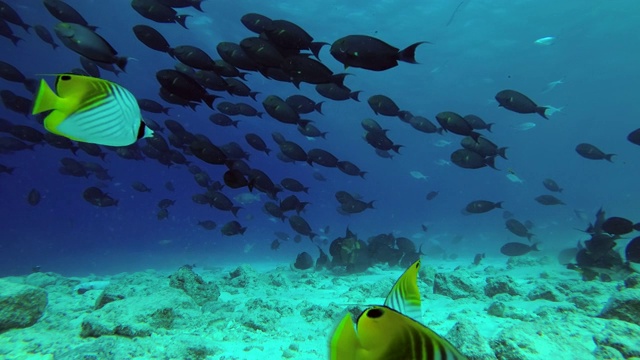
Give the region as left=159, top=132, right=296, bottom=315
left=384, top=259, right=422, bottom=321
left=330, top=313, right=358, bottom=360
left=32, top=79, right=60, bottom=115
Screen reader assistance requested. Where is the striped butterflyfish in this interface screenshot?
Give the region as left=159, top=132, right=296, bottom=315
left=31, top=74, right=153, bottom=146
left=330, top=260, right=468, bottom=360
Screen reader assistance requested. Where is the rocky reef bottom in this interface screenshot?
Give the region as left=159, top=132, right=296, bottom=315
left=1, top=255, right=639, bottom=360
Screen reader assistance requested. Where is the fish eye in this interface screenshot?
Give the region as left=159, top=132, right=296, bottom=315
left=366, top=308, right=384, bottom=318
left=61, top=75, right=71, bottom=81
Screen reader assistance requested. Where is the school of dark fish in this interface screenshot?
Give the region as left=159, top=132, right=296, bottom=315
left=0, top=0, right=639, bottom=301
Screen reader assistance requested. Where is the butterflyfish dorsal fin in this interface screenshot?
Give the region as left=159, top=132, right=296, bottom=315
left=384, top=259, right=422, bottom=321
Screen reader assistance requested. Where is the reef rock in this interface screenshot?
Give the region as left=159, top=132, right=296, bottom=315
left=433, top=270, right=483, bottom=299
left=527, top=283, right=564, bottom=302
left=446, top=319, right=496, bottom=359
left=599, top=289, right=640, bottom=325
left=624, top=273, right=640, bottom=289
left=484, top=275, right=519, bottom=297
left=593, top=319, right=640, bottom=358
left=80, top=289, right=201, bottom=338
left=0, top=279, right=47, bottom=331
left=169, top=265, right=221, bottom=305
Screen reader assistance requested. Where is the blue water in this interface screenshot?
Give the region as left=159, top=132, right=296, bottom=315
left=1, top=0, right=639, bottom=276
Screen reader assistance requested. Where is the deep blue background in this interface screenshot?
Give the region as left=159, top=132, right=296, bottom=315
left=1, top=0, right=639, bottom=276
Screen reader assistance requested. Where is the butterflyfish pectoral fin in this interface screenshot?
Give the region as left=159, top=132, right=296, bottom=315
left=32, top=79, right=60, bottom=115
left=384, top=259, right=423, bottom=321
left=330, top=313, right=359, bottom=360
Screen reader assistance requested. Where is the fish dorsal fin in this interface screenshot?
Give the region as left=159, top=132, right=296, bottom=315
left=329, top=312, right=358, bottom=360
left=384, top=259, right=422, bottom=321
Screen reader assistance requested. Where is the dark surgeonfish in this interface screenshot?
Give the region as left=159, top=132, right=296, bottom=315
left=330, top=260, right=466, bottom=359
left=133, top=25, right=175, bottom=57
left=43, top=0, right=97, bottom=30
left=289, top=215, right=316, bottom=240
left=0, top=17, right=22, bottom=45
left=626, top=236, right=640, bottom=264
left=534, top=195, right=565, bottom=206
left=263, top=19, right=327, bottom=59
left=506, top=219, right=534, bottom=241
left=0, top=0, right=31, bottom=32
left=542, top=178, right=563, bottom=192
left=82, top=186, right=118, bottom=207
left=54, top=23, right=128, bottom=71
left=0, top=60, right=38, bottom=92
left=601, top=216, right=640, bottom=235
left=220, top=220, right=246, bottom=236
left=575, top=143, right=614, bottom=162
left=500, top=242, right=540, bottom=256
left=293, top=251, right=314, bottom=270
left=32, top=74, right=154, bottom=146
left=495, top=89, right=548, bottom=119
left=450, top=149, right=496, bottom=170
left=131, top=0, right=190, bottom=29
left=27, top=189, right=41, bottom=206
left=465, top=200, right=503, bottom=214
left=628, top=128, right=640, bottom=146
left=436, top=111, right=481, bottom=140
left=330, top=35, right=427, bottom=71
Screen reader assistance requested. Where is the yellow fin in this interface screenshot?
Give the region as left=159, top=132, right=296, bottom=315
left=384, top=259, right=422, bottom=320
left=329, top=313, right=358, bottom=360
left=32, top=79, right=60, bottom=115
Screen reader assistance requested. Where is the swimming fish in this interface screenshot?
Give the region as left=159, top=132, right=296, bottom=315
left=409, top=170, right=429, bottom=181
left=505, top=169, right=524, bottom=183
left=514, top=122, right=536, bottom=131
left=330, top=260, right=466, bottom=359
left=534, top=36, right=556, bottom=46
left=31, top=74, right=153, bottom=146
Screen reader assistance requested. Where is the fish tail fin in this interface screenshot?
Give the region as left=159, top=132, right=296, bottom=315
left=367, top=200, right=375, bottom=209
left=176, top=15, right=190, bottom=29
left=486, top=123, right=494, bottom=132
left=485, top=155, right=499, bottom=170
left=51, top=43, right=59, bottom=50
left=309, top=41, right=328, bottom=59
left=264, top=148, right=271, bottom=155
left=203, top=94, right=218, bottom=109
left=392, top=144, right=403, bottom=154
left=10, top=35, right=23, bottom=46
left=115, top=57, right=128, bottom=72
left=231, top=206, right=241, bottom=217
left=308, top=232, right=317, bottom=240
left=249, top=91, right=259, bottom=101
left=349, top=91, right=361, bottom=102
left=398, top=41, right=428, bottom=64
left=315, top=101, right=324, bottom=114
left=24, top=78, right=38, bottom=93
left=331, top=73, right=348, bottom=87
left=495, top=201, right=504, bottom=209
left=239, top=227, right=247, bottom=235
left=359, top=171, right=367, bottom=179
left=32, top=79, right=59, bottom=115
left=192, top=1, right=204, bottom=12
left=537, top=106, right=549, bottom=119
left=498, top=147, right=508, bottom=159
left=532, top=242, right=541, bottom=251
left=605, top=154, right=615, bottom=162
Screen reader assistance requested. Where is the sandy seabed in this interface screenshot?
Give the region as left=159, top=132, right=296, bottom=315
left=1, top=254, right=639, bottom=360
